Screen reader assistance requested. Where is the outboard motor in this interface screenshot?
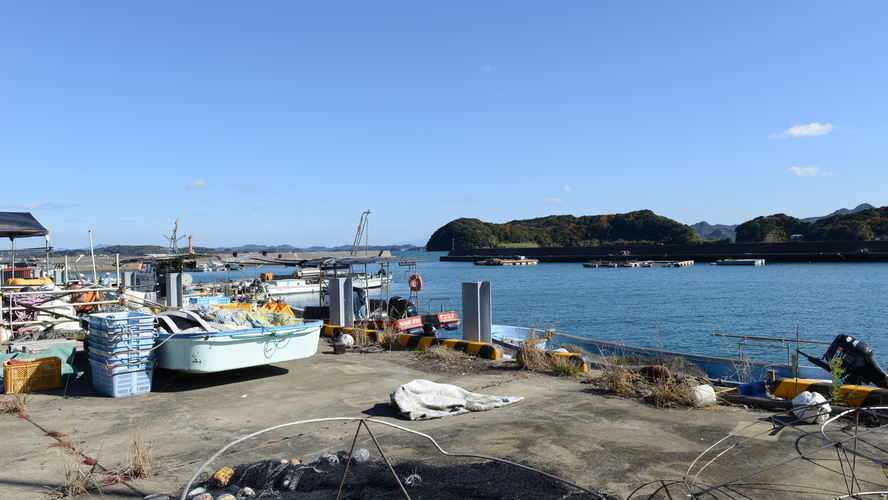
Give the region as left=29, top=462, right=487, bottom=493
left=821, top=335, right=888, bottom=388
left=387, top=296, right=417, bottom=320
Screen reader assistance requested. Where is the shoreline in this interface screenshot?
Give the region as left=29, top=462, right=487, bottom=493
left=442, top=240, right=888, bottom=263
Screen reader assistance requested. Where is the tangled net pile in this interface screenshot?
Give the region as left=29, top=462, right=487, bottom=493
left=194, top=451, right=619, bottom=500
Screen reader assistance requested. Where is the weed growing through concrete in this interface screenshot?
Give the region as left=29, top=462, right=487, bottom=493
left=829, top=356, right=847, bottom=403
left=126, top=417, right=153, bottom=479
left=1, top=391, right=31, bottom=414
left=51, top=436, right=100, bottom=498
left=116, top=397, right=155, bottom=480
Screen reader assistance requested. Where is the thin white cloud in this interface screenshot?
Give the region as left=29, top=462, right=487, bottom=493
left=787, top=166, right=836, bottom=177
left=186, top=179, right=210, bottom=189
left=233, top=183, right=255, bottom=191
left=481, top=65, right=495, bottom=72
left=64, top=218, right=76, bottom=222
left=771, top=122, right=835, bottom=139
left=442, top=196, right=479, bottom=202
left=262, top=185, right=272, bottom=191
left=543, top=198, right=565, bottom=204
left=564, top=185, right=573, bottom=192
left=0, top=202, right=77, bottom=210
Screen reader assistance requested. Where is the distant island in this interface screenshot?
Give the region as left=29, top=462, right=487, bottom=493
left=426, top=205, right=886, bottom=251
left=52, top=243, right=423, bottom=258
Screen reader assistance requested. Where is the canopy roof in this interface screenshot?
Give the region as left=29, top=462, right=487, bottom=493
left=0, top=212, right=49, bottom=239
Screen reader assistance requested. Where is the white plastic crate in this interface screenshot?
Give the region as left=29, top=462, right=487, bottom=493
left=89, top=357, right=154, bottom=398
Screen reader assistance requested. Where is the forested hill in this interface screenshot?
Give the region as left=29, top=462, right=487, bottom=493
left=425, top=210, right=699, bottom=251
left=735, top=206, right=888, bottom=242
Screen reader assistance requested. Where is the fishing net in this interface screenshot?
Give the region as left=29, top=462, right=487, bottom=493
left=195, top=453, right=619, bottom=500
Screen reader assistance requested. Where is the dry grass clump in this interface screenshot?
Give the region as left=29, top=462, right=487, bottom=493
left=57, top=464, right=94, bottom=497
left=349, top=326, right=371, bottom=345
left=50, top=438, right=100, bottom=498
left=1, top=391, right=32, bottom=414
left=598, top=355, right=643, bottom=395
left=596, top=354, right=700, bottom=407
left=648, top=377, right=695, bottom=407
left=125, top=423, right=153, bottom=479
left=419, top=344, right=466, bottom=362
left=377, top=324, right=401, bottom=351
left=516, top=330, right=549, bottom=373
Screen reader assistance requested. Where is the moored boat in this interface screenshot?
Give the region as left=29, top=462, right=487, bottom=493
left=491, top=325, right=835, bottom=383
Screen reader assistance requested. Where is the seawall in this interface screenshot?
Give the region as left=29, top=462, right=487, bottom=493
left=441, top=240, right=888, bottom=263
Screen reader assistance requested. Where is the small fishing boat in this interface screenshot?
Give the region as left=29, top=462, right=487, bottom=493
left=260, top=272, right=393, bottom=297
left=491, top=325, right=838, bottom=383
left=153, top=309, right=322, bottom=373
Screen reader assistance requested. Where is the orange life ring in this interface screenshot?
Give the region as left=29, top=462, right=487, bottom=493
left=408, top=274, right=423, bottom=292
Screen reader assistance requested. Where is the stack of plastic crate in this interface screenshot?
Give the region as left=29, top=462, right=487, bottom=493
left=88, top=311, right=156, bottom=397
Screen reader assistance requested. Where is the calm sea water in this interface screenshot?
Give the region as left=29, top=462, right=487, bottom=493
left=186, top=251, right=888, bottom=365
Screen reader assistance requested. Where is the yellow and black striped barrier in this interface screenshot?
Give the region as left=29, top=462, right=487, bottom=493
left=771, top=378, right=888, bottom=407
left=322, top=325, right=384, bottom=343
left=547, top=352, right=588, bottom=372
left=395, top=335, right=501, bottom=360
left=323, top=326, right=501, bottom=360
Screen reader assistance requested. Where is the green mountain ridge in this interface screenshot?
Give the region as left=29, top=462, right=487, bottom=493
left=426, top=210, right=699, bottom=251
left=428, top=205, right=888, bottom=250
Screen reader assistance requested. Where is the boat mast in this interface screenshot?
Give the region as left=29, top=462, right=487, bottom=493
left=163, top=219, right=187, bottom=255
left=350, top=210, right=371, bottom=256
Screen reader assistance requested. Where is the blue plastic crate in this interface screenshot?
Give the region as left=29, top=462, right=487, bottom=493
left=89, top=358, right=153, bottom=398
left=89, top=311, right=155, bottom=329
left=90, top=321, right=155, bottom=337
left=188, top=296, right=231, bottom=305
left=88, top=345, right=155, bottom=361
left=89, top=352, right=154, bottom=371
left=88, top=331, right=155, bottom=354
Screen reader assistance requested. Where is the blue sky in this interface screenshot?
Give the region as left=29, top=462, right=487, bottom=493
left=3, top=2, right=885, bottom=250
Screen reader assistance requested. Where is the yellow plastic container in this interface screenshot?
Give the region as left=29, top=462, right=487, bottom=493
left=3, top=357, right=62, bottom=393
left=214, top=302, right=253, bottom=312
left=5, top=277, right=53, bottom=287
left=259, top=302, right=295, bottom=316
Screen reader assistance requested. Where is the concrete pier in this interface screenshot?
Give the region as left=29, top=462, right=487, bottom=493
left=2, top=345, right=884, bottom=500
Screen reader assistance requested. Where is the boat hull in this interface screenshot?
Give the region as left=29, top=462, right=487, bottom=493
left=264, top=275, right=393, bottom=296
left=264, top=279, right=321, bottom=295
left=154, top=321, right=323, bottom=373
left=491, top=325, right=830, bottom=383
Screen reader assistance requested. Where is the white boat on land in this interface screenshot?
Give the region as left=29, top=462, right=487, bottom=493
left=153, top=309, right=322, bottom=373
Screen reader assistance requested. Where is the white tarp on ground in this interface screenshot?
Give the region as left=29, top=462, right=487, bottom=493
left=390, top=379, right=524, bottom=420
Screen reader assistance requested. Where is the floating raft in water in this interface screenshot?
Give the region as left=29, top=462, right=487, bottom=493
left=715, top=259, right=765, bottom=266
left=583, top=260, right=694, bottom=268
left=474, top=257, right=538, bottom=266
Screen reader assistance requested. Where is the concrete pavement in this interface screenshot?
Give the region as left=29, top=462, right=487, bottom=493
left=2, top=339, right=887, bottom=499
